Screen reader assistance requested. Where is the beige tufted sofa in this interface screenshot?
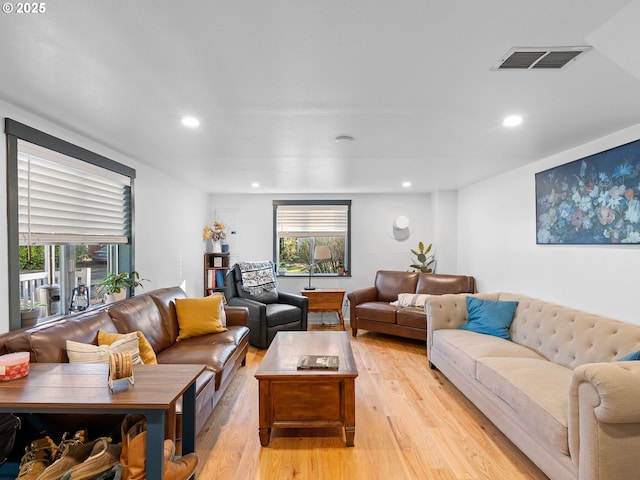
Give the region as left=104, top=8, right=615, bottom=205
left=426, top=292, right=640, bottom=480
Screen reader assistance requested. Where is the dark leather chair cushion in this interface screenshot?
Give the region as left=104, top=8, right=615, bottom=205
left=238, top=287, right=279, bottom=304
left=265, top=303, right=303, bottom=327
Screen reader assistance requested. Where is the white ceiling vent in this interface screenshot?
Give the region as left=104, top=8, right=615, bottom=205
left=493, top=46, right=592, bottom=70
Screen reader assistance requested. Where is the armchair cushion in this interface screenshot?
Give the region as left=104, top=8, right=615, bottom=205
left=266, top=304, right=304, bottom=328
left=238, top=287, right=279, bottom=304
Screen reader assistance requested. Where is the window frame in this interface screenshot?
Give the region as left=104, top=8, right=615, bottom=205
left=5, top=118, right=136, bottom=330
left=272, top=199, right=352, bottom=277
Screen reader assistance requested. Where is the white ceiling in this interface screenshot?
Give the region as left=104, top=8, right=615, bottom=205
left=1, top=0, right=640, bottom=194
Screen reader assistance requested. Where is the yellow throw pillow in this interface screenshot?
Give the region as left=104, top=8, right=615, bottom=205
left=98, top=330, right=158, bottom=365
left=175, top=295, right=227, bottom=341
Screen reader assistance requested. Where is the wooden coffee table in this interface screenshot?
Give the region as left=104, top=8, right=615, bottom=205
left=255, top=331, right=358, bottom=446
left=300, top=288, right=346, bottom=330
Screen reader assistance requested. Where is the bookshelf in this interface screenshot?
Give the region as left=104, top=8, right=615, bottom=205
left=204, top=252, right=231, bottom=296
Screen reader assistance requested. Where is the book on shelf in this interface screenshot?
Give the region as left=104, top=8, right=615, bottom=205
left=297, top=355, right=339, bottom=370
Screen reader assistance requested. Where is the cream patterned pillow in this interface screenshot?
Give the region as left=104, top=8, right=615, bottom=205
left=393, top=293, right=432, bottom=308
left=66, top=331, right=142, bottom=365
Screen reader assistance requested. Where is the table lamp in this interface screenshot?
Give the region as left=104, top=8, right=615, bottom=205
left=305, top=245, right=331, bottom=290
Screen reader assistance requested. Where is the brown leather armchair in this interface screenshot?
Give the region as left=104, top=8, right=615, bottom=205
left=348, top=270, right=475, bottom=341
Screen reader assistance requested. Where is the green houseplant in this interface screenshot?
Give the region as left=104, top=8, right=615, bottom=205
left=410, top=242, right=435, bottom=273
left=97, top=271, right=147, bottom=303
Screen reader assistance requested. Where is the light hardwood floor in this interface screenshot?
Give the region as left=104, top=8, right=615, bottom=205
left=195, top=329, right=549, bottom=480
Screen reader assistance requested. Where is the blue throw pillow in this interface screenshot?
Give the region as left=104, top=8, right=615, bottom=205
left=618, top=350, right=640, bottom=361
left=459, top=296, right=519, bottom=340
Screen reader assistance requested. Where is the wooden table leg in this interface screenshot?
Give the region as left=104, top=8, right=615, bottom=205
left=337, top=309, right=345, bottom=330
left=259, top=427, right=271, bottom=446
left=344, top=379, right=356, bottom=447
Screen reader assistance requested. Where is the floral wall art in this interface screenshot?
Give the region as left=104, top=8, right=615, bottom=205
left=536, top=139, right=640, bottom=244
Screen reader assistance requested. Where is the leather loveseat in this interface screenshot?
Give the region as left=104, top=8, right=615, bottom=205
left=0, top=286, right=249, bottom=445
left=348, top=270, right=475, bottom=341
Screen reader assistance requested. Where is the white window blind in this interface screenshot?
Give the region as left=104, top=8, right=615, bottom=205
left=276, top=204, right=348, bottom=237
left=17, top=140, right=131, bottom=245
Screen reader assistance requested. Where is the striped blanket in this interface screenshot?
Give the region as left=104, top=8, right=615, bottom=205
left=238, top=261, right=277, bottom=295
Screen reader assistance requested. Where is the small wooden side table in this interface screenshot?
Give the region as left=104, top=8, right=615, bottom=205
left=301, top=288, right=346, bottom=330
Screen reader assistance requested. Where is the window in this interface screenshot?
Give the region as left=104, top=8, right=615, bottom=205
left=273, top=200, right=351, bottom=275
left=6, top=119, right=135, bottom=330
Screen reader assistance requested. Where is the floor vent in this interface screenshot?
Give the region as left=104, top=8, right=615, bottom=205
left=493, top=46, right=591, bottom=70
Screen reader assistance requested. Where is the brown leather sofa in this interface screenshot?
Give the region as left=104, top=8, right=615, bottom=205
left=348, top=271, right=475, bottom=341
left=0, top=286, right=249, bottom=446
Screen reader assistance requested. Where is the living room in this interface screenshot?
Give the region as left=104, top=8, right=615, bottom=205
left=2, top=1, right=640, bottom=479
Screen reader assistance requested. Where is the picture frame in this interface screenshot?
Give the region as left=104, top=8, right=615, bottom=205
left=213, top=257, right=223, bottom=267
left=535, top=138, right=640, bottom=244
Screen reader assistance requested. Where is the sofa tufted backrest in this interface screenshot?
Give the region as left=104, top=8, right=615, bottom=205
left=499, top=293, right=640, bottom=369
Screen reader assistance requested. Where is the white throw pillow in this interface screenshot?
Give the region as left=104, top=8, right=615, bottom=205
left=394, top=293, right=432, bottom=308
left=66, top=331, right=142, bottom=365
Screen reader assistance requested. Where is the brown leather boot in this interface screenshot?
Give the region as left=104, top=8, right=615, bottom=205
left=17, top=437, right=58, bottom=480
left=125, top=419, right=198, bottom=480
left=120, top=414, right=146, bottom=480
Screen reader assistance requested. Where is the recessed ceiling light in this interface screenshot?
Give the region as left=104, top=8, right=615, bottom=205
left=181, top=116, right=200, bottom=128
left=503, top=115, right=523, bottom=127
left=251, top=182, right=260, bottom=188
left=335, top=135, right=354, bottom=143
left=402, top=181, right=411, bottom=188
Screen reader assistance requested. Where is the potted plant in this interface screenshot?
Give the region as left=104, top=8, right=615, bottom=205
left=337, top=263, right=345, bottom=276
left=20, top=299, right=45, bottom=327
left=97, top=271, right=148, bottom=304
left=276, top=261, right=288, bottom=275
left=410, top=242, right=435, bottom=273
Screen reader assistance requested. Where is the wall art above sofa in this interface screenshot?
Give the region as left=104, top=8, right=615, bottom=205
left=536, top=138, right=640, bottom=244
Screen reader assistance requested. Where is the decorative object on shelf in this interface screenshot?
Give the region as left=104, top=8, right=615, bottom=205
left=221, top=242, right=229, bottom=253
left=305, top=245, right=332, bottom=290
left=536, top=138, right=640, bottom=244
left=108, top=351, right=134, bottom=392
left=410, top=241, right=435, bottom=273
left=97, top=271, right=148, bottom=304
left=203, top=221, right=227, bottom=253
left=276, top=262, right=288, bottom=275
left=204, top=238, right=214, bottom=254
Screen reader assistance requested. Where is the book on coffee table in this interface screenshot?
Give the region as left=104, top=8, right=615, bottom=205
left=297, top=355, right=339, bottom=370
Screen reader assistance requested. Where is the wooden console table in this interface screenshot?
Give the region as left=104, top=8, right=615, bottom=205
left=255, top=331, right=358, bottom=447
left=0, top=363, right=204, bottom=479
left=301, top=288, right=346, bottom=330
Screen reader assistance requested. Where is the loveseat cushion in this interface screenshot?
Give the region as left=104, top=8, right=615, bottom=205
left=431, top=329, right=544, bottom=378
left=476, top=357, right=571, bottom=455
left=396, top=307, right=427, bottom=329
left=355, top=302, right=397, bottom=324
left=374, top=271, right=418, bottom=302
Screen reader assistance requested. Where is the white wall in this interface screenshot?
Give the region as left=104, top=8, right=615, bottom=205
left=0, top=99, right=209, bottom=333
left=458, top=123, right=640, bottom=324
left=208, top=193, right=442, bottom=298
